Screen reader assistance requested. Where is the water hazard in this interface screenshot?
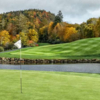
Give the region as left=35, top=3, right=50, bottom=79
left=0, top=63, right=100, bottom=73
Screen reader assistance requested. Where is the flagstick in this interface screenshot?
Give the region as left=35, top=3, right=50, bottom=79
left=20, top=37, right=22, bottom=93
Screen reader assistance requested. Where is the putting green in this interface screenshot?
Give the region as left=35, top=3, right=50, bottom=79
left=0, top=70, right=100, bottom=100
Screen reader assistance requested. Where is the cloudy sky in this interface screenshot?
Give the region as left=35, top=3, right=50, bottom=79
left=0, top=0, right=100, bottom=24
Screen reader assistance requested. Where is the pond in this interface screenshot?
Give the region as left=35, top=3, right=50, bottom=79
left=0, top=63, right=100, bottom=73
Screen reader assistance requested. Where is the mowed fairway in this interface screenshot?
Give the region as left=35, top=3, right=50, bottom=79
left=0, top=70, right=100, bottom=100
left=0, top=37, right=100, bottom=59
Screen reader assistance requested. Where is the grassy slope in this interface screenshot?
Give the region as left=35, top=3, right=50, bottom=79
left=0, top=37, right=100, bottom=59
left=0, top=70, right=100, bottom=100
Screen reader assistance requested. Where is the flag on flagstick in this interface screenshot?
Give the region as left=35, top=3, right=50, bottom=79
left=14, top=40, right=21, bottom=49
left=14, top=38, right=22, bottom=93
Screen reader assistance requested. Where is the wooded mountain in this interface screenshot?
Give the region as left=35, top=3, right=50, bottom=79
left=0, top=9, right=55, bottom=35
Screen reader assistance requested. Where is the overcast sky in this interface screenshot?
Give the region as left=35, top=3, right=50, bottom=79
left=0, top=0, right=100, bottom=24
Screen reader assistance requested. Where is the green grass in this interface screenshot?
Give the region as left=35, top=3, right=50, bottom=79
left=0, top=70, right=100, bottom=100
left=1, top=37, right=100, bottom=59
left=38, top=43, right=50, bottom=46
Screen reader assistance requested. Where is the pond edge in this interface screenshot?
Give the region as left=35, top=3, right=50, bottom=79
left=0, top=57, right=100, bottom=64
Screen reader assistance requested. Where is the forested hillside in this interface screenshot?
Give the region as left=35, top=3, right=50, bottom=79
left=0, top=9, right=100, bottom=51
left=0, top=9, right=55, bottom=50
left=0, top=9, right=55, bottom=34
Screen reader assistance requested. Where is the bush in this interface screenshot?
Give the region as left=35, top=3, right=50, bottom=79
left=0, top=46, right=4, bottom=52
left=12, top=45, right=18, bottom=49
left=48, top=39, right=62, bottom=44
left=4, top=42, right=14, bottom=50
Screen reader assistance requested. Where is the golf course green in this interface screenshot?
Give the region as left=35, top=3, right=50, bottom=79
left=0, top=70, right=100, bottom=100
left=0, top=37, right=100, bottom=59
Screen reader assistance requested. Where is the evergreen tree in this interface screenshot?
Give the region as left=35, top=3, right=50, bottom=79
left=57, top=10, right=63, bottom=22
left=53, top=10, right=63, bottom=27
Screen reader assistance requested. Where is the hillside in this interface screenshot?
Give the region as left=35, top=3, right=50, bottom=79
left=0, top=9, right=55, bottom=35
left=0, top=37, right=100, bottom=59
left=1, top=10, right=100, bottom=50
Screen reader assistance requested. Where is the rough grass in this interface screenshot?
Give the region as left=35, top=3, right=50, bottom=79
left=0, top=70, right=100, bottom=100
left=0, top=37, right=100, bottom=59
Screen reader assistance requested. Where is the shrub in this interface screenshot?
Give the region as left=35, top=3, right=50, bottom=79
left=12, top=45, right=18, bottom=49
left=27, top=40, right=35, bottom=47
left=35, top=44, right=39, bottom=46
left=0, top=46, right=4, bottom=52
left=4, top=42, right=14, bottom=50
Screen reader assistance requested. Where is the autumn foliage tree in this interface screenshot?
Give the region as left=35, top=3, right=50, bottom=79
left=40, top=21, right=78, bottom=43
left=94, top=18, right=100, bottom=37
left=84, top=24, right=94, bottom=38
left=20, top=32, right=28, bottom=47
left=28, top=29, right=38, bottom=43
left=39, top=26, right=48, bottom=42
left=0, top=30, right=10, bottom=46
left=48, top=22, right=61, bottom=43
left=63, top=27, right=78, bottom=42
